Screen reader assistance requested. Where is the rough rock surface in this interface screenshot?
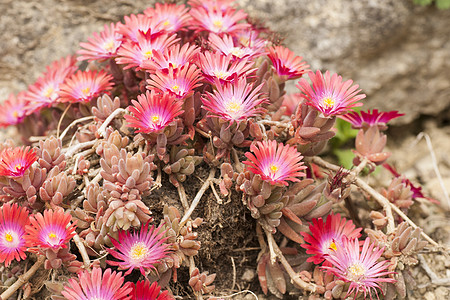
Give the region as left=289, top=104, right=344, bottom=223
left=1, top=0, right=449, bottom=124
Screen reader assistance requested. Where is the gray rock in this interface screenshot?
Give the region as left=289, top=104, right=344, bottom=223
left=1, top=0, right=450, bottom=124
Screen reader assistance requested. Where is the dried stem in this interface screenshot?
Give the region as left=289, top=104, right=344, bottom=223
left=265, top=230, right=316, bottom=292
left=209, top=181, right=222, bottom=204
left=64, top=140, right=96, bottom=158
left=231, top=148, right=243, bottom=173
left=56, top=103, right=72, bottom=138
left=418, top=254, right=450, bottom=286
left=0, top=255, right=45, bottom=300
left=150, top=164, right=162, bottom=191
left=180, top=169, right=215, bottom=227
left=59, top=116, right=95, bottom=140
left=258, top=119, right=291, bottom=129
left=73, top=233, right=90, bottom=269
left=177, top=184, right=189, bottom=211
left=309, top=156, right=440, bottom=246
left=96, top=108, right=126, bottom=138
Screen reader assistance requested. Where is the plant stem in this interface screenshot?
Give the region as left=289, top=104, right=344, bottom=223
left=0, top=255, right=45, bottom=300
left=96, top=108, right=126, bottom=138
left=73, top=233, right=91, bottom=269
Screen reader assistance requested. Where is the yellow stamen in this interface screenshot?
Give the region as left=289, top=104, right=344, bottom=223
left=130, top=242, right=149, bottom=262
left=230, top=47, right=244, bottom=58
left=172, top=85, right=179, bottom=91
left=81, top=87, right=90, bottom=95
left=225, top=101, right=241, bottom=113
left=48, top=233, right=57, bottom=239
left=322, top=97, right=335, bottom=108
left=163, top=20, right=170, bottom=27
left=270, top=164, right=279, bottom=173
left=329, top=241, right=337, bottom=251
left=144, top=50, right=153, bottom=60
left=5, top=233, right=13, bottom=243
left=347, top=263, right=365, bottom=281
left=214, top=71, right=228, bottom=79
left=12, top=111, right=19, bottom=118
left=213, top=19, right=223, bottom=29
left=14, top=164, right=22, bottom=171
left=44, top=87, right=54, bottom=98
left=151, top=115, right=160, bottom=123
left=103, top=40, right=115, bottom=52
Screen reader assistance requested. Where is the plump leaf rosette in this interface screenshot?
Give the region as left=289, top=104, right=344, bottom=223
left=287, top=71, right=366, bottom=156
left=162, top=145, right=203, bottom=187
left=155, top=206, right=203, bottom=286
left=198, top=77, right=268, bottom=164
left=236, top=140, right=307, bottom=232
left=366, top=222, right=427, bottom=299
left=125, top=90, right=190, bottom=163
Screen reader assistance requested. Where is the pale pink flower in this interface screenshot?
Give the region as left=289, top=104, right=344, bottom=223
left=209, top=33, right=266, bottom=60
left=116, top=14, right=164, bottom=42
left=144, top=3, right=192, bottom=33
left=296, top=70, right=365, bottom=116
left=147, top=63, right=203, bottom=99
left=322, top=237, right=396, bottom=299
left=189, top=7, right=250, bottom=35
left=107, top=222, right=170, bottom=275
left=77, top=23, right=123, bottom=62
left=125, top=90, right=183, bottom=133
left=141, top=43, right=200, bottom=72
left=202, top=77, right=266, bottom=124
left=267, top=45, right=309, bottom=82
left=0, top=146, right=37, bottom=178
left=0, top=93, right=29, bottom=127
left=339, top=109, right=404, bottom=131
left=243, top=140, right=307, bottom=186
left=58, top=70, right=114, bottom=103
left=61, top=268, right=132, bottom=300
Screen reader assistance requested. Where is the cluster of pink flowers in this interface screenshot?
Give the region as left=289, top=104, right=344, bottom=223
left=0, top=0, right=413, bottom=299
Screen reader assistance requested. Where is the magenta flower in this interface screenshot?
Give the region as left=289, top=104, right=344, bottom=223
left=107, top=221, right=170, bottom=275
left=0, top=203, right=30, bottom=267
left=58, top=70, right=114, bottom=103
left=0, top=146, right=37, bottom=178
left=296, top=70, right=366, bottom=116
left=141, top=43, right=200, bottom=72
left=209, top=33, right=266, bottom=60
left=0, top=92, right=29, bottom=127
left=132, top=280, right=173, bottom=300
left=197, top=51, right=256, bottom=84
left=243, top=140, right=307, bottom=186
left=125, top=90, right=183, bottom=134
left=116, top=32, right=179, bottom=70
left=24, top=55, right=77, bottom=113
left=339, top=109, right=404, bottom=131
left=189, top=7, right=250, bottom=35
left=116, top=14, right=163, bottom=42
left=61, top=267, right=133, bottom=300
left=202, top=77, right=266, bottom=124
left=322, top=237, right=396, bottom=299
left=267, top=46, right=309, bottom=82
left=144, top=3, right=192, bottom=33
left=300, top=213, right=362, bottom=264
left=25, top=208, right=77, bottom=250
left=147, top=63, right=203, bottom=99
left=77, top=23, right=123, bottom=62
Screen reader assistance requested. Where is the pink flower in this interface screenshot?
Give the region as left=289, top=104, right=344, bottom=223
left=147, top=63, right=203, bottom=99
left=209, top=33, right=265, bottom=60
left=132, top=280, right=173, bottom=300
left=296, top=70, right=366, bottom=117
left=25, top=208, right=77, bottom=250
left=267, top=46, right=309, bottom=82
left=243, top=140, right=307, bottom=186
left=141, top=43, right=200, bottom=72
left=197, top=51, right=256, bottom=84
left=107, top=222, right=170, bottom=275
left=300, top=213, right=362, bottom=264
left=189, top=7, right=250, bottom=35
left=339, top=109, right=404, bottom=131
left=116, top=32, right=179, bottom=70
left=0, top=203, right=30, bottom=267
left=202, top=77, right=266, bottom=124
left=0, top=92, right=29, bottom=127
left=24, top=55, right=77, bottom=113
left=188, top=0, right=237, bottom=12
left=125, top=90, right=183, bottom=134
left=322, top=237, right=396, bottom=299
left=61, top=267, right=132, bottom=300
left=77, top=23, right=123, bottom=62
left=0, top=146, right=37, bottom=178
left=58, top=70, right=114, bottom=103
left=116, top=14, right=164, bottom=42
left=144, top=3, right=192, bottom=33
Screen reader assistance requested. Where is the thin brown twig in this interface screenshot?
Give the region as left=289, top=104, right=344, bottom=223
left=180, top=169, right=215, bottom=227
left=59, top=116, right=95, bottom=140
left=73, top=233, right=90, bottom=269
left=96, top=108, right=126, bottom=138
left=210, top=181, right=222, bottom=204
left=0, top=255, right=45, bottom=300
left=177, top=184, right=189, bottom=211
left=64, top=141, right=96, bottom=158
left=56, top=103, right=72, bottom=138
